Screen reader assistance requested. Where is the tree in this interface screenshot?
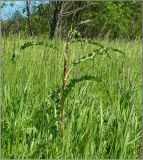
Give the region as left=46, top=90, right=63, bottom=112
left=1, top=1, right=141, bottom=39
left=26, top=0, right=33, bottom=36
left=48, top=1, right=63, bottom=39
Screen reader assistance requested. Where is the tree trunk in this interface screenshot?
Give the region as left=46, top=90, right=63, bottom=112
left=26, top=0, right=33, bottom=36
left=49, top=1, right=63, bottom=40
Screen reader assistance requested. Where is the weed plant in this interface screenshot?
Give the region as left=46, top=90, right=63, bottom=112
left=2, top=34, right=142, bottom=159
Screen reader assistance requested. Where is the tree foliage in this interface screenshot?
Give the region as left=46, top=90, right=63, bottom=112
left=1, top=1, right=141, bottom=39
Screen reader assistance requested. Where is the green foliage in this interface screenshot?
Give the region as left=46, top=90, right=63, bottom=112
left=2, top=36, right=142, bottom=158
left=79, top=1, right=141, bottom=39
left=49, top=34, right=125, bottom=108
left=50, top=74, right=104, bottom=105
left=63, top=74, right=103, bottom=98
left=71, top=39, right=125, bottom=67
left=72, top=48, right=107, bottom=66
left=12, top=33, right=125, bottom=109
left=1, top=2, right=141, bottom=39
left=11, top=41, right=59, bottom=61
left=72, top=38, right=125, bottom=54
left=50, top=85, right=61, bottom=106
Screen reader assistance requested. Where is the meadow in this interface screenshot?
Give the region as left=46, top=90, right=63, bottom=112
left=2, top=35, right=142, bottom=159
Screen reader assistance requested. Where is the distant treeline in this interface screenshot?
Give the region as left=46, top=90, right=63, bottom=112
left=1, top=1, right=142, bottom=39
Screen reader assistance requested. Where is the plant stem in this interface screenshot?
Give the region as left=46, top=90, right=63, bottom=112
left=60, top=42, right=69, bottom=135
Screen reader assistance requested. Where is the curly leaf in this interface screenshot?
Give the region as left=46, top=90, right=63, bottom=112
left=50, top=74, right=112, bottom=106
left=64, top=74, right=112, bottom=104
left=71, top=38, right=125, bottom=55
left=11, top=41, right=59, bottom=61
left=64, top=74, right=103, bottom=98
left=72, top=48, right=109, bottom=67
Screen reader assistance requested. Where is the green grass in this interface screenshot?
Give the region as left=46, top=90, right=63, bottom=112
left=2, top=35, right=142, bottom=159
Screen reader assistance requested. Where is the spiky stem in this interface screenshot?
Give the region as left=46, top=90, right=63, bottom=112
left=60, top=42, right=69, bottom=136
left=61, top=57, right=67, bottom=123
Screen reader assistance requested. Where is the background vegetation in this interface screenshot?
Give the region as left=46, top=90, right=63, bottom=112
left=1, top=1, right=142, bottom=159
left=1, top=1, right=142, bottom=39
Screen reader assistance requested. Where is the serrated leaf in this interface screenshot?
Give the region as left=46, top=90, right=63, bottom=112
left=11, top=41, right=59, bottom=61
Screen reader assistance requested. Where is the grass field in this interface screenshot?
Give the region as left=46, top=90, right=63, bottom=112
left=2, top=35, right=142, bottom=159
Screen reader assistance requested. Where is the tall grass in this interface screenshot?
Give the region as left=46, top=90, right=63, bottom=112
left=2, top=35, right=142, bottom=159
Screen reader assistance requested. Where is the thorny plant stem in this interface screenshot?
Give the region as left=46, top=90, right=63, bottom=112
left=61, top=42, right=69, bottom=136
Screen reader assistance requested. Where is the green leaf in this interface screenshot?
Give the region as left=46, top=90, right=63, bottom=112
left=64, top=74, right=112, bottom=105
left=71, top=38, right=125, bottom=56
left=11, top=41, right=59, bottom=61
left=72, top=48, right=109, bottom=67
left=64, top=74, right=101, bottom=97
